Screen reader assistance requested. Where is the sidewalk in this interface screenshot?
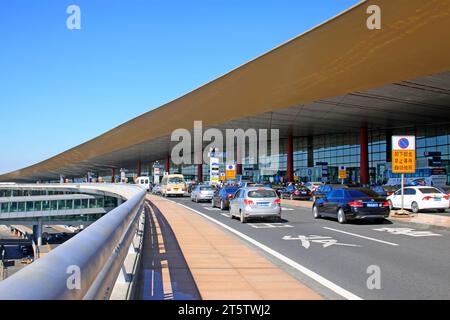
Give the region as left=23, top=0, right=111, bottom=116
left=143, top=195, right=323, bottom=300
left=281, top=199, right=450, bottom=229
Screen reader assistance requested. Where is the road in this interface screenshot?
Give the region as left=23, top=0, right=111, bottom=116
left=162, top=196, right=450, bottom=300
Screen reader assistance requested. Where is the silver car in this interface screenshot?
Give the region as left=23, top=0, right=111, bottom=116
left=229, top=187, right=282, bottom=223
left=191, top=184, right=215, bottom=203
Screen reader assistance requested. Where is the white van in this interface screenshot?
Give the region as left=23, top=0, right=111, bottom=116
left=136, top=176, right=151, bottom=191
left=161, top=174, right=187, bottom=197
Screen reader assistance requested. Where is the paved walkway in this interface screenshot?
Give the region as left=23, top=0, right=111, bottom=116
left=281, top=199, right=450, bottom=229
left=142, top=195, right=323, bottom=300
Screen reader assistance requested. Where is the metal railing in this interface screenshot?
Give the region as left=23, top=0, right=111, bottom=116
left=0, top=185, right=146, bottom=300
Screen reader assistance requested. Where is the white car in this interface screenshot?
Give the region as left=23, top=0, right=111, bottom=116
left=387, top=186, right=449, bottom=213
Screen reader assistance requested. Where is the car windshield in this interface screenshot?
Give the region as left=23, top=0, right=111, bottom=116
left=247, top=190, right=278, bottom=198
left=347, top=189, right=379, bottom=198
left=169, top=177, right=184, bottom=184
left=200, top=186, right=213, bottom=191
left=419, top=187, right=442, bottom=194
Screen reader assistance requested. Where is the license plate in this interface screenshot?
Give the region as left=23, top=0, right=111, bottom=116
left=367, top=203, right=379, bottom=208
left=434, top=198, right=441, bottom=201
left=258, top=202, right=270, bottom=207
left=301, top=191, right=307, bottom=194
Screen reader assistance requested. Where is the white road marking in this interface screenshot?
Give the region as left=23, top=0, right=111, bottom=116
left=176, top=202, right=362, bottom=300
left=248, top=223, right=294, bottom=229
left=283, top=235, right=361, bottom=248
left=204, top=207, right=221, bottom=211
left=323, top=227, right=399, bottom=247
left=220, top=213, right=230, bottom=217
left=282, top=208, right=295, bottom=211
left=373, top=227, right=442, bottom=238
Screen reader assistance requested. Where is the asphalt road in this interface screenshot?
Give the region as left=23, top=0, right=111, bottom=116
left=162, top=195, right=450, bottom=300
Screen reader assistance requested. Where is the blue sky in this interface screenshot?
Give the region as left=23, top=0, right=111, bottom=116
left=0, top=0, right=360, bottom=174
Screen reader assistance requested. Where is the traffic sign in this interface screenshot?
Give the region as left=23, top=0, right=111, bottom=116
left=338, top=166, right=347, bottom=180
left=392, top=136, right=416, bottom=174
left=226, top=164, right=236, bottom=180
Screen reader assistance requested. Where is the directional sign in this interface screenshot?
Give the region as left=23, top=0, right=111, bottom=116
left=392, top=136, right=416, bottom=173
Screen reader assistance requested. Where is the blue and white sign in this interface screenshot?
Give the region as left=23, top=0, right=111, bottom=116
left=393, top=136, right=415, bottom=151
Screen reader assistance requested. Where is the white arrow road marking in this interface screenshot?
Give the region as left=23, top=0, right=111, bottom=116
left=323, top=227, right=399, bottom=246
left=176, top=202, right=362, bottom=300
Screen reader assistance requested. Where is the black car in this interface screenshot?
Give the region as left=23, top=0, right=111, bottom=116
left=312, top=184, right=350, bottom=201
left=211, top=187, right=239, bottom=210
left=280, top=185, right=312, bottom=200
left=312, top=188, right=390, bottom=224
left=370, top=185, right=398, bottom=197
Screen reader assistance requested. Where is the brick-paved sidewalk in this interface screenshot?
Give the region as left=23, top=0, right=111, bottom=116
left=145, top=195, right=323, bottom=300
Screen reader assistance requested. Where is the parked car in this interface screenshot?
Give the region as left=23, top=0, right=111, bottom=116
left=280, top=185, right=312, bottom=200
left=304, top=182, right=324, bottom=193
left=191, top=184, right=215, bottom=203
left=212, top=187, right=239, bottom=210
left=312, top=188, right=390, bottom=224
left=312, top=184, right=349, bottom=201
left=387, top=186, right=450, bottom=213
left=229, top=187, right=282, bottom=223
left=270, top=184, right=286, bottom=197
left=151, top=185, right=162, bottom=195
left=371, top=185, right=399, bottom=197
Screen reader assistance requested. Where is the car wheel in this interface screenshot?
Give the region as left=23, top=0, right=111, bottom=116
left=437, top=209, right=446, bottom=213
left=240, top=211, right=247, bottom=224
left=313, top=205, right=321, bottom=219
left=388, top=200, right=394, bottom=210
left=337, top=208, right=347, bottom=224
left=411, top=202, right=420, bottom=214
left=220, top=201, right=225, bottom=211
left=211, top=199, right=215, bottom=208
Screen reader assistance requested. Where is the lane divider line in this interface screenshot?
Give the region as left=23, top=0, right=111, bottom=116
left=175, top=202, right=363, bottom=300
left=323, top=227, right=399, bottom=247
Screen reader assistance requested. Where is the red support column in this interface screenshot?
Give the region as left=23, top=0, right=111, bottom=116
left=236, top=163, right=242, bottom=176
left=111, top=168, right=116, bottom=183
left=287, top=134, right=294, bottom=183
left=198, top=164, right=203, bottom=183
left=137, top=160, right=141, bottom=177
left=360, top=127, right=369, bottom=185
left=165, top=155, right=171, bottom=174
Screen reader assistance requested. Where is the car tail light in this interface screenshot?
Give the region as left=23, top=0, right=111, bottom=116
left=244, top=199, right=254, bottom=205
left=444, top=195, right=450, bottom=200
left=167, top=188, right=172, bottom=192
left=348, top=201, right=364, bottom=207
left=422, top=196, right=433, bottom=201
left=274, top=199, right=281, bottom=205
left=227, top=194, right=233, bottom=199
left=382, top=201, right=390, bottom=207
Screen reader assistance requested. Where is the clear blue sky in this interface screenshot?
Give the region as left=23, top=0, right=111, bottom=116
left=0, top=0, right=360, bottom=174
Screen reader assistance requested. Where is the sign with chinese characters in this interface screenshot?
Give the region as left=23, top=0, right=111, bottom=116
left=226, top=164, right=236, bottom=180
left=338, top=165, right=347, bottom=180
left=392, top=136, right=416, bottom=173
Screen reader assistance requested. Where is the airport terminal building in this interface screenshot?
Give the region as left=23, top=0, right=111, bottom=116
left=1, top=0, right=450, bottom=187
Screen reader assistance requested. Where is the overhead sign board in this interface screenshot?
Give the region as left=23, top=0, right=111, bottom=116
left=392, top=136, right=416, bottom=174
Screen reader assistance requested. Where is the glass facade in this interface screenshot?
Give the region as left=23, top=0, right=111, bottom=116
left=157, top=124, right=450, bottom=186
